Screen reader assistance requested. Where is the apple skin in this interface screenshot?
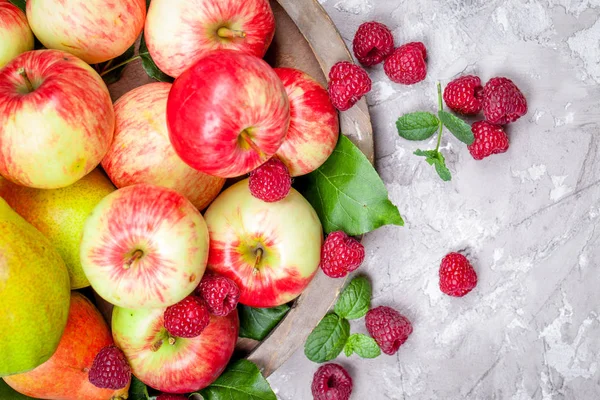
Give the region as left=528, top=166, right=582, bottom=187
left=102, top=82, right=225, bottom=210
left=80, top=184, right=209, bottom=309
left=0, top=0, right=34, bottom=68
left=274, top=68, right=340, bottom=177
left=204, top=179, right=323, bottom=307
left=112, top=305, right=239, bottom=393
left=0, top=49, right=115, bottom=189
left=0, top=169, right=115, bottom=289
left=3, top=292, right=130, bottom=400
left=26, top=0, right=146, bottom=64
left=167, top=50, right=290, bottom=178
left=145, top=0, right=275, bottom=78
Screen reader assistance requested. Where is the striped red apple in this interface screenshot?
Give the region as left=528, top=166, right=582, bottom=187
left=0, top=49, right=114, bottom=189
left=0, top=0, right=34, bottom=68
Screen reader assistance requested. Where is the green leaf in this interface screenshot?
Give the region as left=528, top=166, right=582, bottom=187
left=138, top=34, right=174, bottom=83
left=97, top=44, right=136, bottom=85
left=8, top=0, right=26, bottom=13
left=438, top=110, right=474, bottom=145
left=128, top=376, right=150, bottom=400
left=300, top=135, right=404, bottom=236
left=396, top=112, right=440, bottom=141
left=304, top=313, right=350, bottom=363
left=0, top=379, right=36, bottom=399
left=434, top=159, right=452, bottom=181
left=334, top=276, right=371, bottom=320
left=343, top=333, right=381, bottom=359
left=198, top=359, right=276, bottom=400
left=413, top=149, right=438, bottom=159
left=238, top=304, right=291, bottom=341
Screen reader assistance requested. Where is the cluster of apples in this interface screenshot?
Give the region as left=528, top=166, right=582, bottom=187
left=0, top=0, right=342, bottom=398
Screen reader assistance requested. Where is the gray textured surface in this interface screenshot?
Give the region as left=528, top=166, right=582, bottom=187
left=268, top=0, right=600, bottom=399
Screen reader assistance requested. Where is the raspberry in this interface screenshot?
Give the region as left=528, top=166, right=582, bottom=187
left=468, top=121, right=509, bottom=160
left=439, top=252, right=478, bottom=297
left=156, top=395, right=187, bottom=400
left=88, top=345, right=131, bottom=390
left=249, top=157, right=292, bottom=203
left=443, top=75, right=484, bottom=115
left=163, top=295, right=210, bottom=338
left=311, top=363, right=353, bottom=400
left=319, top=231, right=365, bottom=278
left=365, top=306, right=412, bottom=355
left=384, top=42, right=427, bottom=85
left=328, top=61, right=372, bottom=111
left=482, top=77, right=527, bottom=124
left=196, top=274, right=240, bottom=316
left=352, top=21, right=394, bottom=66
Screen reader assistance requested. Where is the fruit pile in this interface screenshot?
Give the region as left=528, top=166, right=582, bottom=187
left=0, top=1, right=405, bottom=399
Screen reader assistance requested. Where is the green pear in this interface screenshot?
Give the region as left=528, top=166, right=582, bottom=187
left=0, top=198, right=71, bottom=377
left=0, top=168, right=115, bottom=289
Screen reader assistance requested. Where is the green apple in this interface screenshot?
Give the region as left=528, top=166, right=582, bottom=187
left=0, top=198, right=70, bottom=377
left=0, top=168, right=115, bottom=289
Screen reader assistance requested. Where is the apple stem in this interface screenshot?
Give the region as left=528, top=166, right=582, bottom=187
left=253, top=247, right=264, bottom=270
left=217, top=27, right=246, bottom=39
left=150, top=339, right=163, bottom=352
left=17, top=68, right=34, bottom=92
left=123, top=249, right=144, bottom=269
left=238, top=129, right=265, bottom=158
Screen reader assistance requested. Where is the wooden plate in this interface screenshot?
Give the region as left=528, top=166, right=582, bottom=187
left=105, top=0, right=374, bottom=378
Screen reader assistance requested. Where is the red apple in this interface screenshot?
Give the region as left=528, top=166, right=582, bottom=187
left=80, top=184, right=210, bottom=309
left=0, top=0, right=34, bottom=68
left=145, top=0, right=275, bottom=78
left=274, top=67, right=340, bottom=176
left=0, top=49, right=115, bottom=189
left=26, top=0, right=146, bottom=64
left=167, top=50, right=290, bottom=178
left=204, top=179, right=323, bottom=307
left=112, top=305, right=238, bottom=393
left=101, top=82, right=225, bottom=210
left=3, top=292, right=130, bottom=400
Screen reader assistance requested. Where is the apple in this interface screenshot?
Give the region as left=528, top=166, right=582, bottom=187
left=0, top=0, right=34, bottom=68
left=26, top=0, right=146, bottom=64
left=167, top=50, right=290, bottom=178
left=102, top=82, right=225, bottom=210
left=80, top=184, right=209, bottom=309
left=3, top=292, right=130, bottom=400
left=145, top=0, right=275, bottom=78
left=274, top=67, right=340, bottom=177
left=204, top=179, right=323, bottom=307
left=112, top=305, right=238, bottom=393
left=0, top=49, right=115, bottom=189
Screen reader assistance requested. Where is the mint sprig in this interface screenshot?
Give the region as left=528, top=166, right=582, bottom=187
left=397, top=82, right=475, bottom=181
left=304, top=276, right=382, bottom=362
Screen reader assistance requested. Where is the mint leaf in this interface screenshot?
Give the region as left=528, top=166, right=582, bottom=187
left=414, top=150, right=452, bottom=181
left=434, top=159, right=452, bottom=181
left=0, top=379, right=36, bottom=399
left=128, top=376, right=149, bottom=400
left=300, top=135, right=404, bottom=236
left=438, top=110, right=474, bottom=145
left=138, top=34, right=174, bottom=83
left=344, top=334, right=381, bottom=359
left=8, top=0, right=25, bottom=13
left=198, top=359, right=276, bottom=400
left=238, top=304, right=290, bottom=341
left=304, top=313, right=350, bottom=363
left=414, top=149, right=438, bottom=159
left=396, top=112, right=440, bottom=141
left=98, top=44, right=136, bottom=85
left=334, top=276, right=371, bottom=320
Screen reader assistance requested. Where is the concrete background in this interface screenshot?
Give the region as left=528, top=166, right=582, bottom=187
left=269, top=0, right=600, bottom=398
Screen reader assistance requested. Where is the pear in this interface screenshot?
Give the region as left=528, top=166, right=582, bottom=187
left=0, top=198, right=70, bottom=377
left=0, top=168, right=115, bottom=289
